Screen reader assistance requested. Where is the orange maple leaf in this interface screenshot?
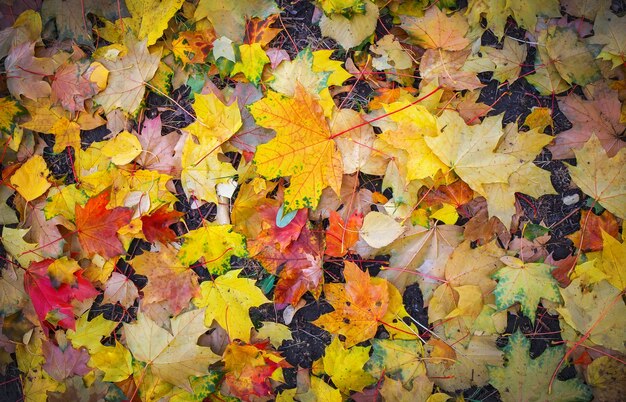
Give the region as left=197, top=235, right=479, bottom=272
left=313, top=261, right=389, bottom=347
left=75, top=190, right=132, bottom=258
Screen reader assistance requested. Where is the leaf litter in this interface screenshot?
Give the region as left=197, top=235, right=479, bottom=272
left=0, top=0, right=625, bottom=401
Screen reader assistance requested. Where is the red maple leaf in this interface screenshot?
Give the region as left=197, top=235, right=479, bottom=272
left=75, top=189, right=132, bottom=258
left=140, top=205, right=184, bottom=243
left=253, top=204, right=308, bottom=252
left=24, top=259, right=98, bottom=330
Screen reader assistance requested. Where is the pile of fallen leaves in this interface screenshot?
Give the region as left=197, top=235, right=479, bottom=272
left=0, top=0, right=625, bottom=400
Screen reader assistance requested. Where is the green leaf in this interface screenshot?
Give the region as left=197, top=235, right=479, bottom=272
left=522, top=223, right=550, bottom=241
left=488, top=331, right=592, bottom=402
left=492, top=257, right=561, bottom=322
left=364, top=339, right=426, bottom=387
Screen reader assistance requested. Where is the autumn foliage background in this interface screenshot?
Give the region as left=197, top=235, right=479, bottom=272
left=0, top=0, right=625, bottom=401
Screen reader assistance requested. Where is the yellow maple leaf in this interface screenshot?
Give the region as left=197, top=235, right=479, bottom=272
left=426, top=111, right=519, bottom=196
left=89, top=341, right=133, bottom=382
left=123, top=0, right=185, bottom=45
left=251, top=84, right=343, bottom=211
left=600, top=230, right=626, bottom=290
left=20, top=98, right=82, bottom=153
left=47, top=256, right=80, bottom=287
left=185, top=92, right=242, bottom=143
left=321, top=337, right=376, bottom=394
left=10, top=155, right=50, bottom=201
left=180, top=136, right=238, bottom=204
left=231, top=43, right=270, bottom=84
left=192, top=269, right=270, bottom=343
left=376, top=101, right=448, bottom=181
left=123, top=309, right=220, bottom=391
left=312, top=49, right=353, bottom=87
left=401, top=6, right=469, bottom=51
left=567, top=134, right=626, bottom=219
left=101, top=131, right=143, bottom=165
left=177, top=224, right=247, bottom=274
left=1, top=227, right=42, bottom=267
left=44, top=185, right=89, bottom=221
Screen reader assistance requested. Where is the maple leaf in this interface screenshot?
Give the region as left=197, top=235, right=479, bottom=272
left=227, top=83, right=275, bottom=153
left=192, top=269, right=270, bottom=343
left=135, top=115, right=182, bottom=176
left=488, top=331, right=592, bottom=402
left=380, top=223, right=462, bottom=297
left=544, top=26, right=600, bottom=87
left=371, top=34, right=413, bottom=70
left=123, top=309, right=220, bottom=391
left=321, top=337, right=376, bottom=394
left=19, top=97, right=85, bottom=152
left=586, top=355, right=626, bottom=401
left=231, top=43, right=270, bottom=84
left=122, top=0, right=184, bottom=46
left=140, top=205, right=184, bottom=243
left=319, top=0, right=379, bottom=50
left=50, top=59, right=107, bottom=113
left=24, top=259, right=98, bottom=329
left=364, top=339, right=426, bottom=387
left=23, top=201, right=67, bottom=260
left=130, top=244, right=200, bottom=317
left=172, top=29, right=215, bottom=65
left=549, top=88, right=625, bottom=159
left=250, top=83, right=343, bottom=211
left=419, top=49, right=483, bottom=91
left=360, top=211, right=405, bottom=248
left=101, top=272, right=139, bottom=308
left=492, top=256, right=561, bottom=323
left=557, top=278, right=626, bottom=353
left=222, top=341, right=290, bottom=401
left=375, top=101, right=447, bottom=182
left=401, top=6, right=469, bottom=51
left=483, top=126, right=556, bottom=224
left=185, top=92, right=242, bottom=143
left=42, top=340, right=91, bottom=381
left=325, top=210, right=363, bottom=257
left=177, top=224, right=247, bottom=274
left=566, top=134, right=626, bottom=219
left=40, top=0, right=123, bottom=45
left=268, top=48, right=331, bottom=97
left=566, top=210, right=619, bottom=252
left=249, top=210, right=324, bottom=305
left=243, top=14, right=282, bottom=46
left=74, top=189, right=132, bottom=258
left=94, top=37, right=161, bottom=114
left=66, top=313, right=117, bottom=352
left=5, top=41, right=55, bottom=100
left=313, top=261, right=389, bottom=347
left=180, top=133, right=238, bottom=204
left=588, top=9, right=626, bottom=68
left=426, top=335, right=503, bottom=391
left=10, top=155, right=50, bottom=202
left=249, top=204, right=308, bottom=252
left=426, top=111, right=519, bottom=196
left=599, top=230, right=626, bottom=290
left=479, top=37, right=527, bottom=84
left=332, top=108, right=387, bottom=176
left=193, top=0, right=279, bottom=42
left=0, top=96, right=26, bottom=135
